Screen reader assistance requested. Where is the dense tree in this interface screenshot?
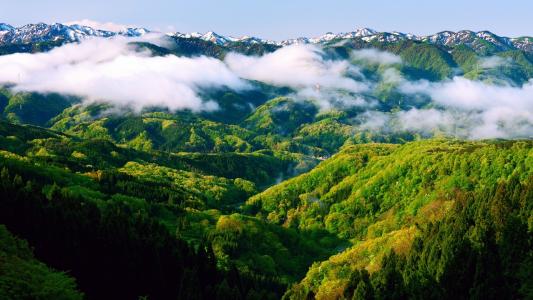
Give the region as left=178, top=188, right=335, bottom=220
left=0, top=167, right=286, bottom=299
left=0, top=225, right=83, bottom=299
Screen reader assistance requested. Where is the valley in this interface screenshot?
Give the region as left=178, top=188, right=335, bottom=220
left=0, top=21, right=531, bottom=299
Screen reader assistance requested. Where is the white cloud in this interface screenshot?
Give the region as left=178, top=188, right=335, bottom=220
left=0, top=38, right=529, bottom=140
left=295, top=87, right=373, bottom=111
left=0, top=36, right=249, bottom=112
left=394, top=77, right=533, bottom=139
left=479, top=56, right=512, bottom=69
left=351, top=49, right=402, bottom=65
left=225, top=44, right=368, bottom=92
left=410, top=77, right=533, bottom=112
left=225, top=44, right=371, bottom=110
left=356, top=111, right=389, bottom=131
left=381, top=68, right=403, bottom=84
left=64, top=19, right=134, bottom=32
left=396, top=108, right=455, bottom=133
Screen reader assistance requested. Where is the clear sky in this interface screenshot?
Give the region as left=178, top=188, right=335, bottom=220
left=2, top=0, right=533, bottom=39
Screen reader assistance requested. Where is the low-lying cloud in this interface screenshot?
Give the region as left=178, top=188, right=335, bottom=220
left=478, top=56, right=512, bottom=69
left=225, top=44, right=367, bottom=92
left=0, top=36, right=249, bottom=111
left=225, top=44, right=372, bottom=109
left=0, top=37, right=530, bottom=139
left=351, top=49, right=402, bottom=65
left=365, top=76, right=533, bottom=139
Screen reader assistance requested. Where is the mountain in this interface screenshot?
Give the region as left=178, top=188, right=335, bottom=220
left=172, top=31, right=277, bottom=46
left=0, top=23, right=14, bottom=32
left=0, top=22, right=149, bottom=45
left=1, top=119, right=531, bottom=298
left=170, top=27, right=533, bottom=53
left=421, top=30, right=516, bottom=54
left=1, top=22, right=533, bottom=55
left=171, top=27, right=532, bottom=53
left=169, top=26, right=533, bottom=53
left=173, top=31, right=235, bottom=45
left=0, top=21, right=532, bottom=300
left=248, top=140, right=533, bottom=298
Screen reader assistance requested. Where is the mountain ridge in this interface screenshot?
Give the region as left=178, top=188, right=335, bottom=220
left=0, top=19, right=532, bottom=300
left=0, top=22, right=149, bottom=45
left=1, top=22, right=533, bottom=53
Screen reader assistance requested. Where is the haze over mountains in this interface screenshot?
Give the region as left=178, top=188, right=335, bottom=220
left=0, top=22, right=532, bottom=140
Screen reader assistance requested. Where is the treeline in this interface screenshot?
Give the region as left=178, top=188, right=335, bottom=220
left=286, top=174, right=533, bottom=299
left=0, top=167, right=286, bottom=299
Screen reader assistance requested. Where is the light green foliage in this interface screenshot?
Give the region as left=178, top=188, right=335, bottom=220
left=451, top=45, right=481, bottom=74
left=242, top=97, right=318, bottom=135
left=119, top=161, right=256, bottom=208
left=294, top=118, right=355, bottom=154
left=0, top=121, right=331, bottom=284
left=289, top=173, right=533, bottom=299
left=179, top=211, right=345, bottom=283
left=384, top=41, right=457, bottom=80
left=249, top=140, right=532, bottom=241
left=0, top=36, right=532, bottom=299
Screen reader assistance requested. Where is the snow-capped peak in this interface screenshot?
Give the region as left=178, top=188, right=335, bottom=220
left=201, top=31, right=231, bottom=45
left=305, top=28, right=377, bottom=43
left=0, top=22, right=532, bottom=54
left=0, top=23, right=14, bottom=32
left=0, top=22, right=149, bottom=45
left=352, top=27, right=378, bottom=37
left=158, top=27, right=533, bottom=52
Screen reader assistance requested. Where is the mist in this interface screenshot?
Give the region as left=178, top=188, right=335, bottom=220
left=0, top=36, right=249, bottom=112
left=0, top=37, right=530, bottom=139
left=225, top=44, right=373, bottom=110
left=479, top=56, right=512, bottom=69
left=351, top=48, right=402, bottom=65
left=354, top=75, right=533, bottom=139
left=397, top=77, right=533, bottom=138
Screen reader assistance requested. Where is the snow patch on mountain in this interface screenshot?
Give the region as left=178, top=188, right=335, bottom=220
left=0, top=22, right=149, bottom=45
left=0, top=22, right=532, bottom=54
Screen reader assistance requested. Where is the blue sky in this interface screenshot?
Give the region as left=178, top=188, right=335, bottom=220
left=2, top=0, right=533, bottom=39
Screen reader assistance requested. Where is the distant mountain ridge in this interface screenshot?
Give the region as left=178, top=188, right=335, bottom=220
left=1, top=22, right=533, bottom=53
left=0, top=22, right=148, bottom=44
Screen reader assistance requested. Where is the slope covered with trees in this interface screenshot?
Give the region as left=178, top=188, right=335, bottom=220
left=0, top=120, right=341, bottom=298
left=0, top=28, right=532, bottom=299
left=247, top=140, right=532, bottom=298
left=0, top=225, right=83, bottom=299
left=286, top=174, right=533, bottom=299
left=2, top=114, right=530, bottom=299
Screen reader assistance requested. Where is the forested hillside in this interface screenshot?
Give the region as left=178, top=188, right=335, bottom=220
left=252, top=140, right=532, bottom=298
left=0, top=22, right=532, bottom=299
left=0, top=119, right=530, bottom=298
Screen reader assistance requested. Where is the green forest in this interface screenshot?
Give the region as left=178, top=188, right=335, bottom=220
left=0, top=26, right=532, bottom=300
left=0, top=117, right=531, bottom=299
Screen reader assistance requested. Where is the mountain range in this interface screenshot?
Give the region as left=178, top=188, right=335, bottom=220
left=0, top=22, right=148, bottom=44
left=0, top=20, right=532, bottom=300
left=1, top=22, right=533, bottom=53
